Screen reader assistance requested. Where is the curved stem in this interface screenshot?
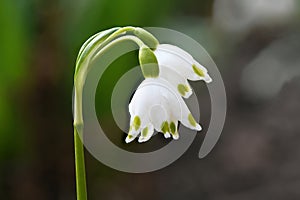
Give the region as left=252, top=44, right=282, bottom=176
left=104, top=26, right=135, bottom=42
left=73, top=28, right=158, bottom=200
left=92, top=35, right=145, bottom=60
left=74, top=35, right=145, bottom=127
left=73, top=35, right=146, bottom=200
left=102, top=26, right=159, bottom=48
left=76, top=27, right=120, bottom=65
left=76, top=27, right=157, bottom=69
left=74, top=128, right=87, bottom=200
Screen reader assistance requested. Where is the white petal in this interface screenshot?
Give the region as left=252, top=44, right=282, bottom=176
left=164, top=132, right=171, bottom=138
left=138, top=124, right=154, bottom=143
left=157, top=44, right=193, bottom=61
left=128, top=78, right=177, bottom=142
left=176, top=99, right=202, bottom=131
left=164, top=91, right=202, bottom=131
left=154, top=44, right=212, bottom=83
left=169, top=120, right=179, bottom=140
left=159, top=65, right=192, bottom=98
left=125, top=125, right=140, bottom=143
left=142, top=78, right=201, bottom=132
left=154, top=47, right=191, bottom=78
left=139, top=78, right=178, bottom=138
left=190, top=61, right=212, bottom=83
left=148, top=104, right=168, bottom=130
left=129, top=84, right=158, bottom=129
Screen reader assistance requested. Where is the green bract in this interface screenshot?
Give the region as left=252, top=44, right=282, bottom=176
left=138, top=46, right=159, bottom=78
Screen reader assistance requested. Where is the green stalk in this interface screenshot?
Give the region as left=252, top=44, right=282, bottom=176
left=74, top=35, right=146, bottom=127
left=74, top=128, right=87, bottom=200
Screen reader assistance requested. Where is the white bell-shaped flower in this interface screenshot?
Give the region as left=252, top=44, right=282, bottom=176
left=126, top=78, right=201, bottom=143
left=154, top=44, right=212, bottom=84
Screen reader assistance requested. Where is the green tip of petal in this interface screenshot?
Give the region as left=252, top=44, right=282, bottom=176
left=172, top=132, right=179, bottom=140
left=161, top=121, right=169, bottom=134
left=177, top=84, right=190, bottom=96
left=164, top=132, right=171, bottom=138
left=169, top=122, right=176, bottom=134
left=142, top=127, right=148, bottom=137
left=188, top=113, right=197, bottom=127
left=126, top=134, right=134, bottom=143
left=192, top=64, right=205, bottom=77
left=133, top=116, right=141, bottom=130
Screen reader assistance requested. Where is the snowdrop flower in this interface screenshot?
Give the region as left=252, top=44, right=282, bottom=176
left=125, top=43, right=212, bottom=143
left=126, top=78, right=202, bottom=143
left=72, top=27, right=212, bottom=200
left=155, top=44, right=212, bottom=82
left=72, top=25, right=212, bottom=144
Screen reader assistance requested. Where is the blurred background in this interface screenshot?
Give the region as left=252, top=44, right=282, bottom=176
left=1, top=0, right=300, bottom=199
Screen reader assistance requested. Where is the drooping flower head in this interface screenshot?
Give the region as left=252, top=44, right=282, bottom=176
left=72, top=27, right=213, bottom=200
left=126, top=44, right=212, bottom=143
left=126, top=78, right=202, bottom=143
left=72, top=26, right=212, bottom=144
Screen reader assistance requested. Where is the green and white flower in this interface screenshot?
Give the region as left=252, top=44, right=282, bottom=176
left=126, top=78, right=202, bottom=143
left=154, top=44, right=212, bottom=83
left=150, top=44, right=212, bottom=98
left=72, top=26, right=211, bottom=144
left=126, top=42, right=212, bottom=143
left=73, top=26, right=212, bottom=200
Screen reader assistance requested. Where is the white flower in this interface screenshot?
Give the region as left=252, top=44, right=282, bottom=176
left=72, top=26, right=212, bottom=145
left=126, top=78, right=202, bottom=143
left=126, top=43, right=212, bottom=143
left=154, top=44, right=212, bottom=83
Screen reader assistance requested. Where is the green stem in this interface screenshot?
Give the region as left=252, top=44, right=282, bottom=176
left=74, top=127, right=87, bottom=200
left=73, top=35, right=145, bottom=126
left=72, top=27, right=159, bottom=200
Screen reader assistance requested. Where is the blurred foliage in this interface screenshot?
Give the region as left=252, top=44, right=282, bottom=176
left=0, top=0, right=30, bottom=158
left=61, top=0, right=175, bottom=67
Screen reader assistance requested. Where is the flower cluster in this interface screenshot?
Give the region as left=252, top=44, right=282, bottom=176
left=126, top=43, right=212, bottom=143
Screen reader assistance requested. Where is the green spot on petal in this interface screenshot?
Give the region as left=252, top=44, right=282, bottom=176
left=188, top=113, right=197, bottom=127
left=133, top=116, right=141, bottom=130
left=142, top=127, right=148, bottom=137
left=170, top=122, right=176, bottom=134
left=161, top=121, right=169, bottom=133
left=192, top=64, right=205, bottom=77
left=128, top=134, right=133, bottom=139
left=177, top=84, right=189, bottom=96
